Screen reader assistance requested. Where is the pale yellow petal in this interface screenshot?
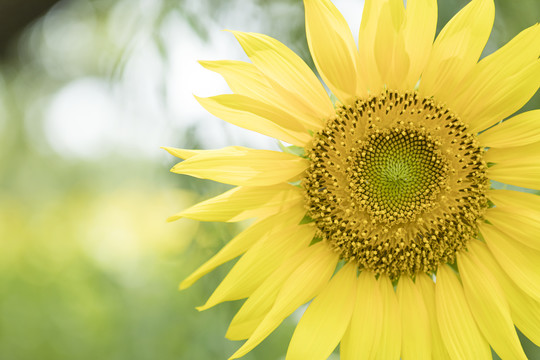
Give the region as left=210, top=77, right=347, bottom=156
left=170, top=146, right=309, bottom=186
left=340, top=271, right=382, bottom=360
left=419, top=0, right=494, bottom=103
left=229, top=31, right=334, bottom=128
left=478, top=110, right=540, bottom=148
left=402, top=0, right=437, bottom=89
left=228, top=242, right=339, bottom=359
left=162, top=146, right=210, bottom=159
left=468, top=62, right=540, bottom=133
left=358, top=0, right=385, bottom=93
left=471, top=240, right=540, bottom=346
left=509, top=292, right=540, bottom=347
left=199, top=60, right=323, bottom=133
left=374, top=275, right=401, bottom=360
left=458, top=247, right=527, bottom=360
left=226, top=243, right=315, bottom=340
left=415, top=273, right=451, bottom=360
left=286, top=263, right=357, bottom=360
left=488, top=189, right=540, bottom=221
left=168, top=184, right=303, bottom=222
left=374, top=0, right=410, bottom=90
left=179, top=207, right=306, bottom=290
left=397, top=276, right=431, bottom=359
left=451, top=24, right=540, bottom=133
left=198, top=224, right=315, bottom=310
left=479, top=222, right=540, bottom=302
left=199, top=60, right=273, bottom=98
left=485, top=141, right=540, bottom=164
left=304, top=0, right=361, bottom=102
left=436, top=264, right=491, bottom=359
left=195, top=94, right=311, bottom=146
left=487, top=190, right=540, bottom=214
left=488, top=160, right=540, bottom=190
left=485, top=207, right=540, bottom=250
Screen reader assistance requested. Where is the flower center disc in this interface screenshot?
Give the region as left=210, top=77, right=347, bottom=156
left=303, top=91, right=489, bottom=278
left=351, top=128, right=448, bottom=224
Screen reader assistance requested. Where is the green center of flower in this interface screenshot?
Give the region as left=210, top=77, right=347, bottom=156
left=303, top=90, right=489, bottom=279
left=350, top=128, right=448, bottom=224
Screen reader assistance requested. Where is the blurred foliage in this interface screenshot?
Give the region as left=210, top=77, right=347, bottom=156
left=0, top=0, right=306, bottom=358
left=0, top=0, right=538, bottom=359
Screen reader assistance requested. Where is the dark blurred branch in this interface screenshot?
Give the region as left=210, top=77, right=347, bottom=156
left=0, top=0, right=62, bottom=58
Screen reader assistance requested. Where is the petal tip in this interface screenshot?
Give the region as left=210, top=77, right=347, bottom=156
left=166, top=215, right=181, bottom=222
left=195, top=302, right=212, bottom=311
left=178, top=280, right=190, bottom=291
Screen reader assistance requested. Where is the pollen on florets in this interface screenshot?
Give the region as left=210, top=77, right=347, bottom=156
left=303, top=90, right=489, bottom=279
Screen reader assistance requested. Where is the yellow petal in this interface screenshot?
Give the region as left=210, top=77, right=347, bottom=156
left=458, top=246, right=527, bottom=360
left=488, top=189, right=540, bottom=222
left=485, top=208, right=540, bottom=251
left=169, top=184, right=303, bottom=222
left=469, top=62, right=540, bottom=132
left=485, top=141, right=540, bottom=164
left=358, top=0, right=385, bottom=93
left=435, top=264, right=491, bottom=359
left=402, top=0, right=437, bottom=89
left=488, top=160, right=540, bottom=190
left=303, top=0, right=361, bottom=102
left=471, top=240, right=540, bottom=346
left=226, top=246, right=314, bottom=340
left=229, top=31, right=334, bottom=128
left=199, top=60, right=323, bottom=134
left=508, top=292, right=540, bottom=347
left=340, top=271, right=383, bottom=360
left=286, top=263, right=357, bottom=360
left=198, top=224, right=315, bottom=310
left=195, top=94, right=311, bottom=146
left=162, top=146, right=209, bottom=159
left=170, top=146, right=309, bottom=186
left=451, top=24, right=540, bottom=133
left=199, top=60, right=273, bottom=99
left=374, top=0, right=410, bottom=90
left=478, top=110, right=540, bottom=148
left=415, top=273, right=452, bottom=360
left=479, top=222, right=540, bottom=302
left=179, top=208, right=305, bottom=290
left=419, top=0, right=494, bottom=103
left=397, top=276, right=431, bottom=360
left=490, top=188, right=540, bottom=214
left=374, top=275, right=401, bottom=360
left=228, top=242, right=338, bottom=359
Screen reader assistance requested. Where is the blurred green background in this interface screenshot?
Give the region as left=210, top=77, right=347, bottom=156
left=0, top=0, right=538, bottom=359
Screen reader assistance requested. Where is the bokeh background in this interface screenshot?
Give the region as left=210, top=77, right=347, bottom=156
left=0, top=0, right=538, bottom=359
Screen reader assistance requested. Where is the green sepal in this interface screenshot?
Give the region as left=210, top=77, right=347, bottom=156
left=278, top=142, right=305, bottom=157
left=309, top=236, right=322, bottom=246
left=299, top=213, right=315, bottom=225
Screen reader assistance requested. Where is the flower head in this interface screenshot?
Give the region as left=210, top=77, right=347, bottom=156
left=167, top=0, right=540, bottom=359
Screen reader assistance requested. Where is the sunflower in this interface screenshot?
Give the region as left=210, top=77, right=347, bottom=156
left=166, top=0, right=540, bottom=358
